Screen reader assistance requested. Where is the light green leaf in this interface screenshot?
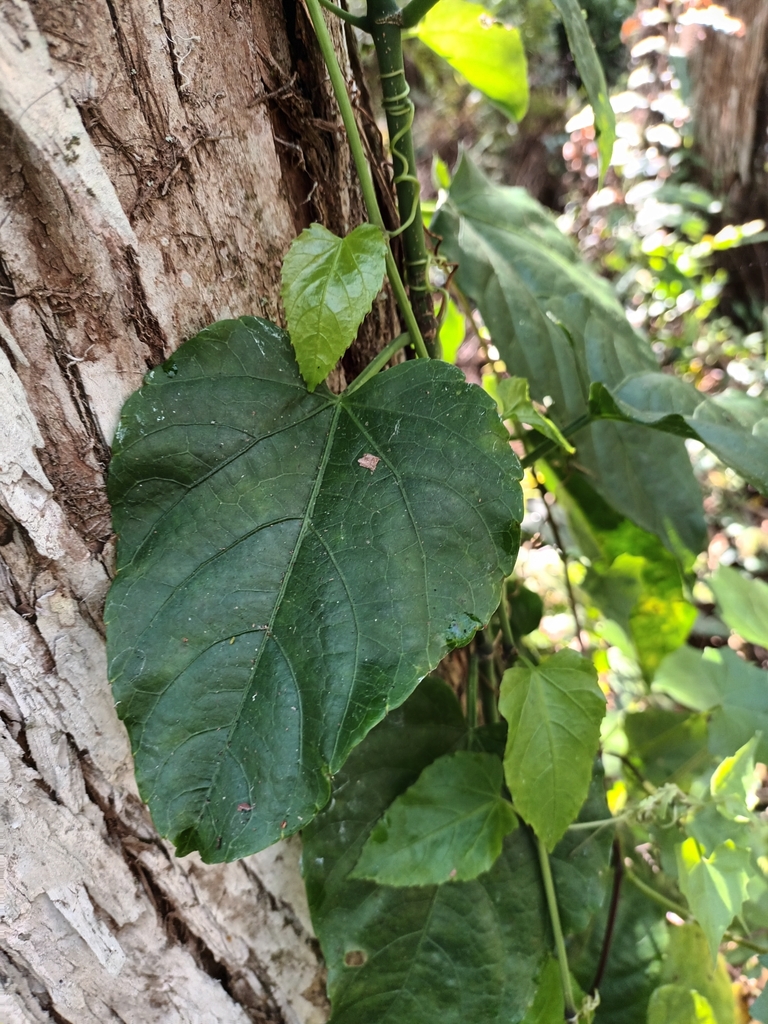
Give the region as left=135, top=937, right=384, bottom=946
left=438, top=296, right=465, bottom=364
left=496, top=377, right=575, bottom=453
left=281, top=223, right=387, bottom=390
left=106, top=317, right=522, bottom=861
left=652, top=646, right=768, bottom=762
left=499, top=649, right=606, bottom=850
left=352, top=751, right=518, bottom=885
left=432, top=155, right=705, bottom=552
left=550, top=0, right=615, bottom=180
left=658, top=924, right=735, bottom=1024
left=413, top=0, right=529, bottom=121
left=676, top=838, right=751, bottom=959
left=710, top=565, right=768, bottom=648
left=647, top=985, right=717, bottom=1024
left=521, top=957, right=563, bottom=1023
left=589, top=376, right=768, bottom=497
left=710, top=736, right=758, bottom=822
left=302, top=678, right=553, bottom=1024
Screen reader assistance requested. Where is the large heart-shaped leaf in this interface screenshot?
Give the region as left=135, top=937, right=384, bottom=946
left=412, top=0, right=529, bottom=122
left=105, top=317, right=522, bottom=861
left=281, top=223, right=387, bottom=390
left=499, top=649, right=606, bottom=850
left=432, top=156, right=706, bottom=553
left=676, top=838, right=751, bottom=959
left=352, top=750, right=518, bottom=885
left=302, top=677, right=550, bottom=1024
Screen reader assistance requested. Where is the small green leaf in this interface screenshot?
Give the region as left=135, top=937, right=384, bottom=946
left=710, top=736, right=758, bottom=822
left=281, top=223, right=387, bottom=390
left=106, top=317, right=522, bottom=861
left=507, top=579, right=544, bottom=638
left=413, top=0, right=529, bottom=121
left=352, top=751, right=518, bottom=885
left=496, top=377, right=575, bottom=453
left=549, top=0, right=615, bottom=179
left=710, top=565, right=768, bottom=649
left=521, top=956, right=563, bottom=1023
left=647, top=985, right=717, bottom=1024
left=676, top=838, right=751, bottom=959
left=499, top=649, right=606, bottom=850
left=438, top=296, right=465, bottom=364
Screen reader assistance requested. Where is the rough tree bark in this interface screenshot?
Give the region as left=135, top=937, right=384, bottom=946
left=0, top=1, right=397, bottom=1020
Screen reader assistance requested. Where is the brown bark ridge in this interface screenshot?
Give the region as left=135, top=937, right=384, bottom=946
left=0, top=1, right=396, bottom=1020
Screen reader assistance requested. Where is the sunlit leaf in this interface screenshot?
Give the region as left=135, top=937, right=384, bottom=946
left=658, top=923, right=737, bottom=1024
left=281, top=223, right=387, bottom=390
left=550, top=0, right=616, bottom=178
left=710, top=736, right=758, bottom=822
left=676, top=838, right=751, bottom=959
left=106, top=317, right=522, bottom=861
left=710, top=565, right=768, bottom=649
left=496, top=377, right=575, bottom=453
left=352, top=750, right=518, bottom=885
left=647, top=985, right=717, bottom=1024
left=500, top=649, right=605, bottom=849
left=438, top=296, right=466, bottom=364
left=413, top=0, right=529, bottom=121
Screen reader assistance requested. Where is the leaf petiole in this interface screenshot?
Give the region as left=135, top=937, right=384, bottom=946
left=317, top=0, right=371, bottom=29
left=343, top=333, right=410, bottom=395
left=536, top=833, right=578, bottom=1021
left=520, top=413, right=592, bottom=468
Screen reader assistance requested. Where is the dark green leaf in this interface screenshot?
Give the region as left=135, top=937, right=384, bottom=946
left=281, top=223, right=387, bottom=390
left=352, top=750, right=518, bottom=885
left=652, top=646, right=768, bottom=762
left=710, top=566, right=768, bottom=649
left=432, top=156, right=705, bottom=552
left=507, top=579, right=545, bottom=638
left=589, top=376, right=768, bottom=497
left=676, top=838, right=751, bottom=959
left=500, top=649, right=606, bottom=850
left=751, top=986, right=768, bottom=1024
left=302, top=678, right=552, bottom=1024
left=550, top=0, right=615, bottom=179
left=413, top=0, right=529, bottom=121
left=106, top=317, right=522, bottom=861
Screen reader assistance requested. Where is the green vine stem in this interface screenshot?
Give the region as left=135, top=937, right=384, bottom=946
left=366, top=0, right=437, bottom=353
left=537, top=834, right=578, bottom=1022
left=467, top=651, right=479, bottom=731
left=400, top=0, right=442, bottom=28
left=344, top=332, right=409, bottom=394
left=317, top=0, right=370, bottom=29
left=520, top=413, right=592, bottom=468
left=303, top=0, right=429, bottom=359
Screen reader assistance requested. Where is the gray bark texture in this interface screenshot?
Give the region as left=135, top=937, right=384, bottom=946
left=0, top=1, right=397, bottom=1020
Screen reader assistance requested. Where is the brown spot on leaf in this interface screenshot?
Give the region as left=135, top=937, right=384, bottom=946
left=344, top=950, right=367, bottom=967
left=357, top=453, right=380, bottom=472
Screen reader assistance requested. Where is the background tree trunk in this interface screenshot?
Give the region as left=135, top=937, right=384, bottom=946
left=0, top=1, right=397, bottom=1020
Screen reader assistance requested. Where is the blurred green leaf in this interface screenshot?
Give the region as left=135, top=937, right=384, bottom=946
left=438, top=296, right=465, bottom=364
left=500, top=649, right=605, bottom=849
left=433, top=155, right=706, bottom=552
left=676, top=838, right=751, bottom=959
left=281, top=223, right=386, bottom=390
left=710, top=566, right=768, bottom=649
left=497, top=377, right=575, bottom=453
left=710, top=736, right=758, bottom=823
left=658, top=924, right=735, bottom=1024
left=647, top=985, right=717, bottom=1024
left=507, top=579, right=545, bottom=638
left=624, top=709, right=709, bottom=789
left=413, top=0, right=529, bottom=121
left=550, top=0, right=615, bottom=179
left=352, top=751, right=518, bottom=885
left=652, top=646, right=768, bottom=762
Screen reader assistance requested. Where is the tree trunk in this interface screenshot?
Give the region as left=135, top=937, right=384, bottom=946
left=0, top=1, right=396, bottom=1020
